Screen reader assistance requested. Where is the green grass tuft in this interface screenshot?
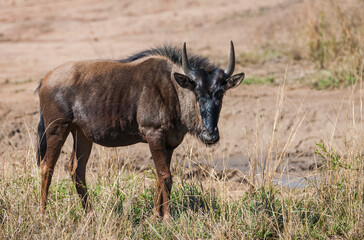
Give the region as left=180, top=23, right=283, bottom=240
left=243, top=75, right=275, bottom=85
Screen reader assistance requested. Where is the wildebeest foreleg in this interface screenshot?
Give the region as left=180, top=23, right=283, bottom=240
left=68, top=128, right=93, bottom=211
left=146, top=129, right=173, bottom=221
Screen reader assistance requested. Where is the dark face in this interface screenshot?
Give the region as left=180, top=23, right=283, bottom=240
left=174, top=69, right=245, bottom=145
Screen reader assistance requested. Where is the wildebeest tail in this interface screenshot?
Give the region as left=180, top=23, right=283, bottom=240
left=34, top=82, right=41, bottom=93
left=37, top=108, right=47, bottom=166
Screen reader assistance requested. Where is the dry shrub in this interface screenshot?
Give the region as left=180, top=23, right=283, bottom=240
left=305, top=0, right=364, bottom=87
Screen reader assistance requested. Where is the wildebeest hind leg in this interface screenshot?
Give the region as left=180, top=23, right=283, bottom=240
left=68, top=128, right=93, bottom=211
left=40, top=121, right=71, bottom=211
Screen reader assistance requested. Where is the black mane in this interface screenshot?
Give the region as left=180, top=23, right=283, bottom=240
left=119, top=45, right=217, bottom=72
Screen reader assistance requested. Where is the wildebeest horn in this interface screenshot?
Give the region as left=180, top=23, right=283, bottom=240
left=224, top=41, right=235, bottom=78
left=182, top=42, right=194, bottom=79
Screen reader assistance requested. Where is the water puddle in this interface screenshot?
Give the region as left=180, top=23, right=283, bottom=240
left=274, top=174, right=319, bottom=188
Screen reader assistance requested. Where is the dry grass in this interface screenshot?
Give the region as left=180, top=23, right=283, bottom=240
left=236, top=0, right=364, bottom=89
left=302, top=0, right=364, bottom=88
left=0, top=143, right=363, bottom=239
left=305, top=0, right=363, bottom=68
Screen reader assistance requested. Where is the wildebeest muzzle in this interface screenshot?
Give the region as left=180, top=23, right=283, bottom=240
left=200, top=126, right=220, bottom=144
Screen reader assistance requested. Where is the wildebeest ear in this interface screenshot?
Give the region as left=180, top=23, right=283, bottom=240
left=224, top=72, right=245, bottom=90
left=174, top=72, right=196, bottom=90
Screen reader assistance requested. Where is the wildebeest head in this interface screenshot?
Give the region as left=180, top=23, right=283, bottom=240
left=174, top=41, right=245, bottom=145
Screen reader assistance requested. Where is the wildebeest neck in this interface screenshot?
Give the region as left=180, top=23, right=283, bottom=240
left=170, top=75, right=203, bottom=138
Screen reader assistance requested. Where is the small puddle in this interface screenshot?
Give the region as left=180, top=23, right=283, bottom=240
left=181, top=155, right=319, bottom=189
left=274, top=174, right=319, bottom=188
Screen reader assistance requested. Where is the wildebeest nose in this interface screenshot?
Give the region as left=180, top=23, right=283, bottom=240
left=201, top=127, right=220, bottom=144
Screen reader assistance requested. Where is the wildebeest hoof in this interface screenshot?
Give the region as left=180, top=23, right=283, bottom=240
left=152, top=209, right=163, bottom=219
left=163, top=213, right=173, bottom=224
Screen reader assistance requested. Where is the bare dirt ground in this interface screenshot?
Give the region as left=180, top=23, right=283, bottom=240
left=0, top=0, right=362, bottom=183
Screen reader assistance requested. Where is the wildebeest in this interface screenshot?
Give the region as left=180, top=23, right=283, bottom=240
left=36, top=41, right=245, bottom=220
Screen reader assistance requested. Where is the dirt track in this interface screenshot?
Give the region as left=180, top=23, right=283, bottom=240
left=0, top=0, right=362, bottom=180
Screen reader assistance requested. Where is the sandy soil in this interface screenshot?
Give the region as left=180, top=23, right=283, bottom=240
left=0, top=0, right=362, bottom=183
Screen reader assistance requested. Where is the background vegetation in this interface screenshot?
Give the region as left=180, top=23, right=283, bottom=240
left=238, top=0, right=364, bottom=89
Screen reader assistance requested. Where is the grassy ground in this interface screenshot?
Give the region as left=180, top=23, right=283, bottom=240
left=0, top=129, right=363, bottom=239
